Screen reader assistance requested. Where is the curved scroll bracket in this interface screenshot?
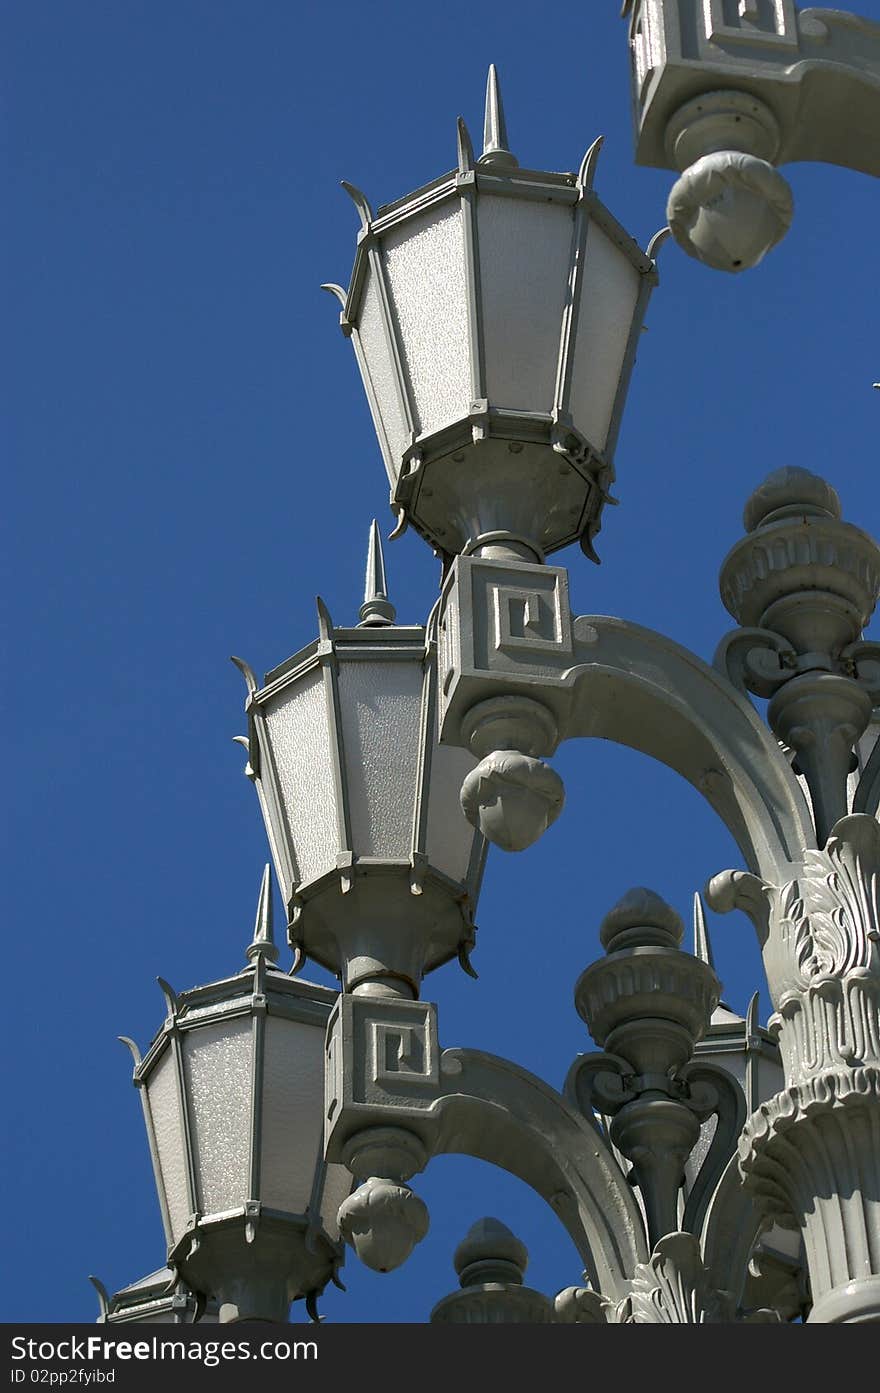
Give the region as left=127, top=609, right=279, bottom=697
left=564, top=1051, right=636, bottom=1135
left=679, top=1060, right=747, bottom=1241
left=714, top=627, right=796, bottom=699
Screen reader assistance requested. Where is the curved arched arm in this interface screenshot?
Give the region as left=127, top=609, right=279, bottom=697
left=430, top=1047, right=648, bottom=1299
left=562, top=618, right=815, bottom=877
left=324, top=991, right=647, bottom=1302
left=438, top=553, right=815, bottom=882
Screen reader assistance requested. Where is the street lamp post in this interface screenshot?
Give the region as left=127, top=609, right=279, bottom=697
left=97, top=29, right=880, bottom=1325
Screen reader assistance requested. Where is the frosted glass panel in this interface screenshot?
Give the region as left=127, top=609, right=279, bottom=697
left=260, top=1017, right=326, bottom=1213
left=337, top=658, right=422, bottom=858
left=264, top=669, right=337, bottom=888
left=683, top=1113, right=718, bottom=1195
left=356, top=268, right=411, bottom=478
left=477, top=195, right=572, bottom=412
left=568, top=224, right=641, bottom=451
left=183, top=1019, right=252, bottom=1216
left=319, top=1163, right=355, bottom=1242
left=146, top=1048, right=190, bottom=1244
left=427, top=720, right=482, bottom=886
left=384, top=203, right=470, bottom=436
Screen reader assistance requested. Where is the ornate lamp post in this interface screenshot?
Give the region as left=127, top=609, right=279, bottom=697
left=101, top=39, right=880, bottom=1327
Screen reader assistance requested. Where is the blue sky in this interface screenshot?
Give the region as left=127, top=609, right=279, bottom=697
left=4, top=1, right=879, bottom=1323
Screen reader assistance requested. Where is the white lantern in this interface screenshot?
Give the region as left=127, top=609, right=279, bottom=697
left=122, top=880, right=351, bottom=1323
left=325, top=68, right=661, bottom=562
left=236, top=537, right=486, bottom=994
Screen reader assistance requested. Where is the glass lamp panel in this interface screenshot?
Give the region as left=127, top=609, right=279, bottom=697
left=337, top=656, right=423, bottom=859
left=427, top=732, right=482, bottom=887
left=259, top=1016, right=326, bottom=1214
left=356, top=267, right=412, bottom=481
left=568, top=224, right=641, bottom=452
left=145, top=1048, right=191, bottom=1245
left=382, top=202, right=471, bottom=436
left=684, top=1112, right=718, bottom=1195
left=318, top=1162, right=355, bottom=1242
left=476, top=194, right=572, bottom=413
left=262, top=668, right=338, bottom=889
left=183, top=1018, right=253, bottom=1217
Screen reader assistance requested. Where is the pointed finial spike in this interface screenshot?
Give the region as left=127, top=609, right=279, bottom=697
left=157, top=977, right=178, bottom=1017
left=118, top=1035, right=143, bottom=1068
left=577, top=135, right=605, bottom=191
left=456, top=116, right=475, bottom=173
left=359, top=520, right=396, bottom=626
left=316, top=595, right=334, bottom=640
left=247, top=864, right=279, bottom=965
left=340, top=181, right=373, bottom=230
left=230, top=655, right=257, bottom=696
left=320, top=282, right=347, bottom=308
left=745, top=990, right=761, bottom=1113
left=89, top=1276, right=110, bottom=1320
left=647, top=226, right=673, bottom=262
left=692, top=892, right=716, bottom=969
left=479, top=64, right=518, bottom=169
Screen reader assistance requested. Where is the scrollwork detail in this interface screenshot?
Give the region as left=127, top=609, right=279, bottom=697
left=709, top=814, right=880, bottom=1002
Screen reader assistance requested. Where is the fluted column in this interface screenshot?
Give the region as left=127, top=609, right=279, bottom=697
left=711, top=818, right=880, bottom=1322
left=711, top=469, right=880, bottom=1322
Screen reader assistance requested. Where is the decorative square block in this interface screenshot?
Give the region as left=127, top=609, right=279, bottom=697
left=437, top=554, right=575, bottom=745
left=324, top=996, right=441, bottom=1157
left=705, top=0, right=797, bottom=49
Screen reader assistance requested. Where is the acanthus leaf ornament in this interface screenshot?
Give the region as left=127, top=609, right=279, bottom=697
left=788, top=817, right=880, bottom=986
left=709, top=814, right=880, bottom=1318
left=709, top=814, right=880, bottom=1015
left=613, top=1233, right=734, bottom=1324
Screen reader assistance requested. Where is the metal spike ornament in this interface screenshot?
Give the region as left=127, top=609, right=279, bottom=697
left=480, top=64, right=518, bottom=168
left=692, top=892, right=716, bottom=969
left=359, top=520, right=396, bottom=626
left=247, top=863, right=279, bottom=966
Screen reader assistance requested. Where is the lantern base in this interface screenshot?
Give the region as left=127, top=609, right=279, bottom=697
left=289, top=861, right=477, bottom=993
left=394, top=411, right=612, bottom=561
left=170, top=1211, right=341, bottom=1323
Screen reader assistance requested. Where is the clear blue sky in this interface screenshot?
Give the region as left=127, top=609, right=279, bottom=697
left=4, top=1, right=879, bottom=1323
